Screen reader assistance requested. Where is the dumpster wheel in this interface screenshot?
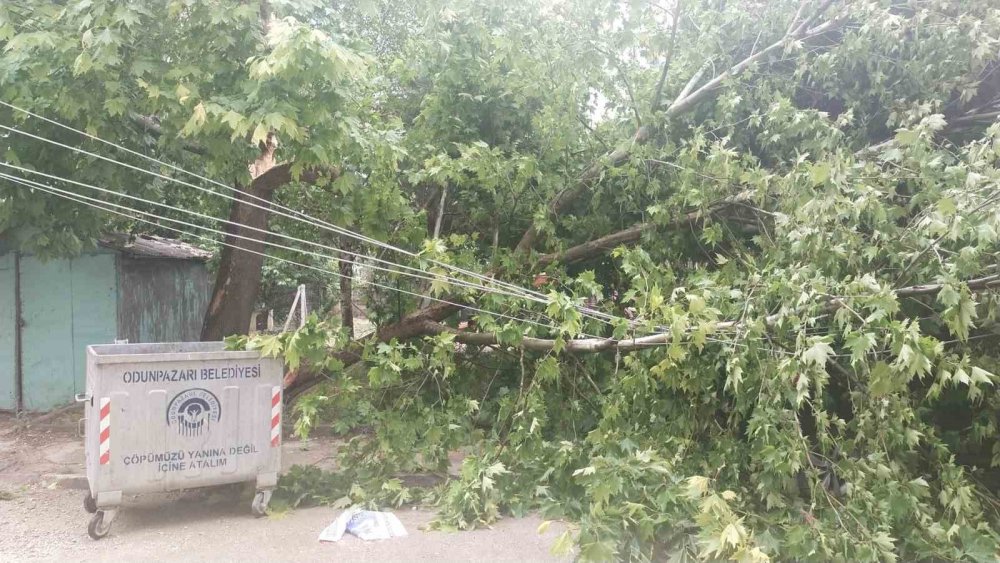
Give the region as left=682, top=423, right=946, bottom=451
left=251, top=490, right=272, bottom=518
left=83, top=492, right=98, bottom=514
left=88, top=511, right=113, bottom=540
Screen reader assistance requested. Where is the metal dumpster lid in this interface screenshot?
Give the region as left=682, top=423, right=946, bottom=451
left=87, top=342, right=270, bottom=365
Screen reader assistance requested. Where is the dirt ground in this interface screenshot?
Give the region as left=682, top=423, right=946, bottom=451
left=0, top=408, right=571, bottom=562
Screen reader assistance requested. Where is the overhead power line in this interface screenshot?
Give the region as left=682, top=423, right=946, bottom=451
left=0, top=164, right=612, bottom=337
left=0, top=171, right=581, bottom=337
left=0, top=118, right=624, bottom=328
left=0, top=170, right=914, bottom=353
left=10, top=173, right=810, bottom=353
left=0, top=161, right=554, bottom=305
left=0, top=102, right=613, bottom=320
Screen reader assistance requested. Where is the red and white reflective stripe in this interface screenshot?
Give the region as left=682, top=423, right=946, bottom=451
left=270, top=386, right=281, bottom=447
left=99, top=397, right=111, bottom=465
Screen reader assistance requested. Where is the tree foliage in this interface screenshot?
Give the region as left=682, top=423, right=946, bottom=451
left=5, top=0, right=1000, bottom=560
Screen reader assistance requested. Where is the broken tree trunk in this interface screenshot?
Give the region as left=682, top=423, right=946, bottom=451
left=201, top=136, right=281, bottom=341
left=340, top=241, right=355, bottom=338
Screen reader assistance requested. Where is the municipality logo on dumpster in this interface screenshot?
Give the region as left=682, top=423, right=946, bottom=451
left=167, top=388, right=221, bottom=437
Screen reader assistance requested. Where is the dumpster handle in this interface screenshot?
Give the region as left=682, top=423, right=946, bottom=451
left=75, top=393, right=92, bottom=405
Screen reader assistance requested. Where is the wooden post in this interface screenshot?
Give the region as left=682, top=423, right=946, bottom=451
left=298, top=284, right=307, bottom=328
left=282, top=287, right=302, bottom=333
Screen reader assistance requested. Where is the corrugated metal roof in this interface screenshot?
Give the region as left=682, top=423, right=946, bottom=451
left=98, top=233, right=213, bottom=261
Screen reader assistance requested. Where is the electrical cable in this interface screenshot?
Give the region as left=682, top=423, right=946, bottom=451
left=0, top=161, right=557, bottom=304
left=0, top=104, right=600, bottom=314
left=0, top=172, right=582, bottom=337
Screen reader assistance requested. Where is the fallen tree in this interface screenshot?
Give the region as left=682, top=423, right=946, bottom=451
left=265, top=3, right=1000, bottom=561
left=7, top=0, right=1000, bottom=560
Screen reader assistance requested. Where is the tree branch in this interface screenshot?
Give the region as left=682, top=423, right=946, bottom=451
left=895, top=274, right=1000, bottom=297
left=536, top=194, right=755, bottom=267
left=650, top=0, right=683, bottom=112
left=419, top=320, right=671, bottom=353
left=514, top=125, right=653, bottom=254
left=790, top=0, right=837, bottom=37
left=665, top=17, right=842, bottom=116
left=420, top=185, right=450, bottom=309
left=285, top=300, right=463, bottom=401
left=514, top=6, right=843, bottom=255
left=670, top=61, right=709, bottom=108
left=536, top=222, right=654, bottom=268
left=247, top=161, right=340, bottom=193
left=285, top=269, right=998, bottom=402
left=412, top=272, right=1000, bottom=355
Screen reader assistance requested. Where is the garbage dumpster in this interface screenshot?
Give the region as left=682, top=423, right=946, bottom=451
left=79, top=342, right=284, bottom=539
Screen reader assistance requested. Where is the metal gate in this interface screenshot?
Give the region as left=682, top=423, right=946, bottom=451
left=17, top=254, right=117, bottom=411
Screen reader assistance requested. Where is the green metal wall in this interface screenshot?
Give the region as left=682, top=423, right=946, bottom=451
left=19, top=253, right=118, bottom=411
left=0, top=248, right=210, bottom=412
left=69, top=254, right=120, bottom=397
left=0, top=254, right=15, bottom=410
left=19, top=256, right=73, bottom=411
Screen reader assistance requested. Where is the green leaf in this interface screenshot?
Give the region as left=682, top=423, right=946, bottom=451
left=688, top=294, right=706, bottom=314
left=970, top=366, right=995, bottom=385
left=551, top=531, right=574, bottom=556
left=103, top=97, right=127, bottom=117
left=869, top=361, right=896, bottom=397
left=250, top=123, right=270, bottom=146
left=180, top=102, right=207, bottom=136
left=685, top=475, right=709, bottom=499
left=845, top=332, right=876, bottom=365
left=175, top=83, right=191, bottom=103
left=937, top=283, right=960, bottom=306
left=809, top=161, right=831, bottom=186
left=802, top=339, right=834, bottom=367
left=73, top=52, right=94, bottom=75
left=895, top=129, right=919, bottom=146
left=937, top=197, right=957, bottom=216
left=720, top=522, right=744, bottom=549
left=943, top=288, right=977, bottom=341
left=220, top=109, right=245, bottom=130
left=535, top=356, right=560, bottom=383
left=579, top=540, right=616, bottom=562
left=258, top=336, right=282, bottom=359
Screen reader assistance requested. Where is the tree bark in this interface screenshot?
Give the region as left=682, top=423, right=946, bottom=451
left=536, top=222, right=653, bottom=268
left=200, top=187, right=274, bottom=340
left=201, top=136, right=280, bottom=341
left=515, top=125, right=652, bottom=254
left=339, top=245, right=355, bottom=338
left=896, top=273, right=1000, bottom=297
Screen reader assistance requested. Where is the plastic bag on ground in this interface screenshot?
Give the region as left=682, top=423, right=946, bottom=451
left=318, top=508, right=409, bottom=542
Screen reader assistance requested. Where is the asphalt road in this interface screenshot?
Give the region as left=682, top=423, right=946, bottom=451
left=0, top=487, right=568, bottom=562
left=0, top=411, right=570, bottom=562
